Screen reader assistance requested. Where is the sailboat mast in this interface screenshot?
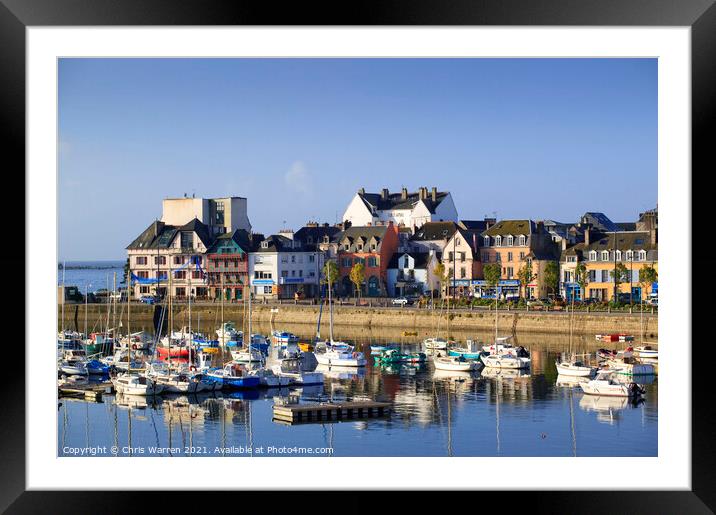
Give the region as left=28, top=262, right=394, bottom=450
left=126, top=268, right=131, bottom=371
left=188, top=266, right=192, bottom=365
left=112, top=272, right=117, bottom=345
left=248, top=283, right=252, bottom=368
left=220, top=273, right=224, bottom=351
left=84, top=283, right=88, bottom=341
left=328, top=262, right=334, bottom=343
left=61, top=261, right=66, bottom=356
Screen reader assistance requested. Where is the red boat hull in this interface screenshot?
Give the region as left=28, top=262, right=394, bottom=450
left=156, top=347, right=190, bottom=358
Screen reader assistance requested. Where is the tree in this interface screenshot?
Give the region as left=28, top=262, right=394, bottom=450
left=610, top=262, right=629, bottom=302
left=321, top=260, right=339, bottom=295
left=517, top=262, right=533, bottom=299
left=575, top=261, right=589, bottom=301
left=638, top=265, right=658, bottom=302
left=349, top=263, right=365, bottom=300
left=122, top=257, right=130, bottom=285
left=543, top=261, right=560, bottom=298
left=433, top=262, right=446, bottom=298
left=483, top=263, right=502, bottom=290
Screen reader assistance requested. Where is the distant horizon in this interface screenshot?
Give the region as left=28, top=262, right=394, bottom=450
left=59, top=58, right=657, bottom=261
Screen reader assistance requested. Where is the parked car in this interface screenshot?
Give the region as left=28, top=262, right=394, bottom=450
left=140, top=295, right=159, bottom=305
left=392, top=297, right=413, bottom=306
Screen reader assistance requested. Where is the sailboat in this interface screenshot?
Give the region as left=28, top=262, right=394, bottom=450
left=482, top=291, right=530, bottom=369
left=555, top=295, right=597, bottom=377
left=314, top=264, right=366, bottom=367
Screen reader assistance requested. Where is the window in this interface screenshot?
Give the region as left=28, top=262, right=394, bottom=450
left=281, top=271, right=288, bottom=278
left=174, top=256, right=183, bottom=265
left=482, top=253, right=490, bottom=263
left=507, top=252, right=513, bottom=262
left=180, top=232, right=193, bottom=249
left=519, top=252, right=525, bottom=260
left=156, top=271, right=167, bottom=279
left=192, top=271, right=202, bottom=279
left=215, top=201, right=225, bottom=225
left=154, top=256, right=166, bottom=265
left=262, top=241, right=269, bottom=249
left=566, top=256, right=577, bottom=263
left=175, top=287, right=186, bottom=297
left=589, top=270, right=597, bottom=282
left=518, top=235, right=526, bottom=246
left=281, top=255, right=288, bottom=263
left=589, top=251, right=597, bottom=261
left=308, top=255, right=315, bottom=263
left=291, top=255, right=296, bottom=263
left=484, top=236, right=490, bottom=246
left=137, top=271, right=149, bottom=279
left=291, top=270, right=296, bottom=277
left=460, top=252, right=466, bottom=262
left=175, top=271, right=186, bottom=279
left=264, top=286, right=272, bottom=294
left=140, top=286, right=150, bottom=294
left=448, top=252, right=454, bottom=262
left=299, top=270, right=303, bottom=277
left=309, top=271, right=315, bottom=277
left=626, top=250, right=634, bottom=261
left=601, top=270, right=610, bottom=282
left=615, top=250, right=622, bottom=261
left=601, top=251, right=609, bottom=261
left=495, top=253, right=501, bottom=262
left=368, top=257, right=377, bottom=267
left=456, top=238, right=461, bottom=246
left=638, top=250, right=647, bottom=261
left=136, top=256, right=147, bottom=265
left=507, top=236, right=514, bottom=246
left=495, top=236, right=502, bottom=247
left=460, top=267, right=466, bottom=278
left=506, top=267, right=514, bottom=279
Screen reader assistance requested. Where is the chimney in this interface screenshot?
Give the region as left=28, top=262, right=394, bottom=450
left=584, top=226, right=591, bottom=246
left=418, top=187, right=424, bottom=200
left=650, top=228, right=657, bottom=246
left=401, top=187, right=408, bottom=200
left=561, top=238, right=567, bottom=251
left=536, top=221, right=544, bottom=233
left=358, top=187, right=365, bottom=195
left=381, top=188, right=389, bottom=200
left=431, top=187, right=437, bottom=202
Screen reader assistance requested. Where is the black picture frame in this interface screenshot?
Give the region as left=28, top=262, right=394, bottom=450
left=3, top=1, right=713, bottom=512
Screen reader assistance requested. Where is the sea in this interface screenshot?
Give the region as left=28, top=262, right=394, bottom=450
left=58, top=260, right=126, bottom=293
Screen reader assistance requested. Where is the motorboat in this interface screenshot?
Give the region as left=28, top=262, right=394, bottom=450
left=633, top=345, right=658, bottom=359
left=205, top=362, right=260, bottom=390
left=112, top=374, right=164, bottom=396
left=156, top=336, right=191, bottom=359
left=272, top=331, right=299, bottom=346
left=279, top=339, right=302, bottom=360
left=374, top=349, right=426, bottom=365
left=433, top=355, right=480, bottom=372
left=59, top=358, right=89, bottom=376
left=579, top=370, right=645, bottom=397
left=144, top=362, right=211, bottom=393
left=83, top=332, right=115, bottom=355
left=370, top=343, right=398, bottom=356
left=481, top=337, right=522, bottom=357
left=314, top=345, right=366, bottom=367
left=216, top=322, right=242, bottom=345
left=424, top=337, right=448, bottom=350
left=230, top=348, right=265, bottom=364
left=555, top=360, right=597, bottom=377
left=269, top=365, right=324, bottom=386
left=481, top=353, right=530, bottom=369
left=87, top=359, right=111, bottom=375
left=448, top=339, right=483, bottom=359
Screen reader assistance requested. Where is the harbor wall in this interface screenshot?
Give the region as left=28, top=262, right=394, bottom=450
left=60, top=303, right=658, bottom=338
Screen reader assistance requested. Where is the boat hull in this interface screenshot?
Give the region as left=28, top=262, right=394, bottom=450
left=482, top=355, right=530, bottom=369
left=555, top=362, right=596, bottom=377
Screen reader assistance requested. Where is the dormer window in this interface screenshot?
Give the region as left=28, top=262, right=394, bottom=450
left=589, top=251, right=597, bottom=261
left=626, top=250, right=633, bottom=261
left=506, top=235, right=514, bottom=246
left=484, top=236, right=490, bottom=246
left=615, top=250, right=622, bottom=261
left=518, top=235, right=526, bottom=246
left=495, top=236, right=502, bottom=247
left=638, top=250, right=647, bottom=261
left=601, top=251, right=609, bottom=261
left=261, top=241, right=268, bottom=249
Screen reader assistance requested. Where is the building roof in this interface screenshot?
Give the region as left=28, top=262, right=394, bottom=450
left=481, top=220, right=535, bottom=237
left=388, top=252, right=433, bottom=269
left=358, top=189, right=449, bottom=214
left=580, top=212, right=620, bottom=232
left=410, top=221, right=458, bottom=242
left=127, top=218, right=214, bottom=250
left=459, top=220, right=490, bottom=232
left=207, top=229, right=252, bottom=253
left=616, top=222, right=637, bottom=231
left=293, top=224, right=342, bottom=249
left=253, top=234, right=306, bottom=253
left=561, top=231, right=657, bottom=260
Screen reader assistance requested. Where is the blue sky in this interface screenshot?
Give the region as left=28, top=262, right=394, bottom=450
left=59, top=58, right=657, bottom=260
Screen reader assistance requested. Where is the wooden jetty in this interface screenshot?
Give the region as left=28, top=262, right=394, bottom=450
left=58, top=381, right=113, bottom=401
left=272, top=400, right=391, bottom=425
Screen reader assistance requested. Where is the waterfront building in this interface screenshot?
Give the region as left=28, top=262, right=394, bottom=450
left=386, top=251, right=440, bottom=297
left=204, top=229, right=253, bottom=301
left=559, top=223, right=658, bottom=302
left=161, top=195, right=251, bottom=235
left=248, top=234, right=326, bottom=300
left=342, top=186, right=458, bottom=232
left=126, top=218, right=213, bottom=299
left=335, top=223, right=400, bottom=297
left=479, top=220, right=559, bottom=299
left=408, top=221, right=460, bottom=254
left=442, top=225, right=484, bottom=298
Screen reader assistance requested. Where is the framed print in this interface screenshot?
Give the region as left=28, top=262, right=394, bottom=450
left=3, top=0, right=715, bottom=512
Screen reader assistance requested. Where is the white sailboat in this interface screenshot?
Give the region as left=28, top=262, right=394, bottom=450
left=482, top=294, right=530, bottom=369
left=433, top=355, right=480, bottom=372
left=314, top=262, right=366, bottom=367
left=555, top=290, right=596, bottom=377
left=579, top=370, right=645, bottom=397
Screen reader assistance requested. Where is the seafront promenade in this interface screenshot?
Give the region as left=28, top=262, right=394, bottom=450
left=60, top=302, right=658, bottom=338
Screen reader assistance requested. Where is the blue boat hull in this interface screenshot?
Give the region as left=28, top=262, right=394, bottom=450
left=447, top=350, right=482, bottom=359
left=206, top=373, right=260, bottom=390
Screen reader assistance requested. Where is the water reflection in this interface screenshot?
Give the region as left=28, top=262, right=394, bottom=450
left=58, top=326, right=657, bottom=457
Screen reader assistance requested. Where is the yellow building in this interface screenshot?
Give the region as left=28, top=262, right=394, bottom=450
left=560, top=227, right=658, bottom=302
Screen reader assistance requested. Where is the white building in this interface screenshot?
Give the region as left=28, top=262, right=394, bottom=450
left=249, top=235, right=326, bottom=299
left=161, top=195, right=251, bottom=236
left=342, top=187, right=458, bottom=232
left=386, top=251, right=440, bottom=297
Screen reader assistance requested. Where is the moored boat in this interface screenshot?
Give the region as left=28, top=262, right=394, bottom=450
left=433, top=355, right=480, bottom=372
left=112, top=374, right=164, bottom=395
left=579, top=370, right=645, bottom=397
